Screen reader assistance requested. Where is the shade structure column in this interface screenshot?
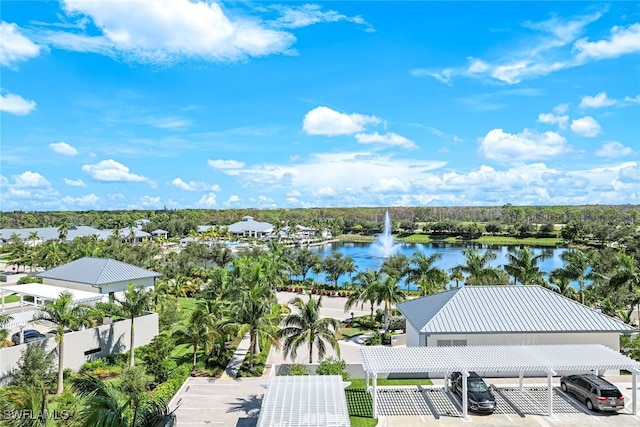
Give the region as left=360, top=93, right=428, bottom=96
left=633, top=370, right=638, bottom=416
left=365, top=370, right=369, bottom=391
left=546, top=369, right=556, bottom=417
left=372, top=373, right=378, bottom=419
left=462, top=370, right=469, bottom=419
left=1, top=290, right=4, bottom=312
left=519, top=371, right=524, bottom=391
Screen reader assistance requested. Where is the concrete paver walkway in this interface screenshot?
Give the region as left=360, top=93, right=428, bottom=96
left=220, top=333, right=252, bottom=380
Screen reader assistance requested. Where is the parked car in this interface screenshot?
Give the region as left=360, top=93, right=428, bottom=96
left=560, top=374, right=625, bottom=412
left=450, top=371, right=497, bottom=413
left=11, top=329, right=46, bottom=345
left=46, top=327, right=74, bottom=337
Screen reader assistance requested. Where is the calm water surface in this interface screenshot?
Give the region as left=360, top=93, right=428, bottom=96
left=304, top=241, right=568, bottom=289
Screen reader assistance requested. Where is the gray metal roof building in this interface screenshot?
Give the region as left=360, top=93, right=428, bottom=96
left=37, top=257, right=160, bottom=286
left=227, top=216, right=273, bottom=236
left=398, top=285, right=637, bottom=334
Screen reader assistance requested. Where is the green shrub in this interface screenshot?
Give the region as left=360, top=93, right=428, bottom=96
left=152, top=363, right=191, bottom=404
left=236, top=344, right=270, bottom=377
left=286, top=364, right=310, bottom=376
left=387, top=316, right=406, bottom=332
left=316, top=357, right=349, bottom=381
left=17, top=276, right=42, bottom=284
left=364, top=332, right=382, bottom=346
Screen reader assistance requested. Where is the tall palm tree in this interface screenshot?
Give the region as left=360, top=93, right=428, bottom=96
left=549, top=268, right=577, bottom=299
left=345, top=269, right=381, bottom=321
left=380, top=254, right=410, bottom=285
left=234, top=294, right=281, bottom=369
left=408, top=252, right=448, bottom=295
left=375, top=276, right=406, bottom=334
left=449, top=267, right=464, bottom=289
left=455, top=248, right=502, bottom=286
left=0, top=313, right=13, bottom=344
left=557, top=249, right=591, bottom=304
left=278, top=292, right=340, bottom=363
left=36, top=291, right=87, bottom=395
left=115, top=284, right=152, bottom=367
left=608, top=252, right=640, bottom=323
left=174, top=307, right=215, bottom=369
left=503, top=247, right=551, bottom=285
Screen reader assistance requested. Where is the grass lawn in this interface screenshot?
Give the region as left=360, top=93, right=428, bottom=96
left=348, top=378, right=433, bottom=389
left=338, top=327, right=373, bottom=340
left=475, top=236, right=562, bottom=247
left=1, top=294, right=20, bottom=303
left=350, top=416, right=378, bottom=427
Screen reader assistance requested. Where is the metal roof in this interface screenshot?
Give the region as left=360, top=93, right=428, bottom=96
left=257, top=375, right=350, bottom=427
left=228, top=217, right=274, bottom=233
left=359, top=344, right=640, bottom=374
left=37, top=257, right=160, bottom=286
left=397, top=285, right=637, bottom=334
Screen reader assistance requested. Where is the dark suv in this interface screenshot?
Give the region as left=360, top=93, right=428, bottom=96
left=450, top=372, right=497, bottom=413
left=11, top=329, right=46, bottom=345
left=560, top=374, right=625, bottom=412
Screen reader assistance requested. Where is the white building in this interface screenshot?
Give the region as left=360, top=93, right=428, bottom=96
left=398, top=285, right=636, bottom=351
left=227, top=216, right=273, bottom=238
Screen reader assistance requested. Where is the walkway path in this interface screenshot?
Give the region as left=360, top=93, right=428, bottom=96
left=219, top=333, right=252, bottom=380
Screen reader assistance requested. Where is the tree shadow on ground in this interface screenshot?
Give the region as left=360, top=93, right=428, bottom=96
left=228, top=393, right=262, bottom=417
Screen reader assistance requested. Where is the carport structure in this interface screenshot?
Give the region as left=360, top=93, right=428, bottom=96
left=359, top=344, right=640, bottom=419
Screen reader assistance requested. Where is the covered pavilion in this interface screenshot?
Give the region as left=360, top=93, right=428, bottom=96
left=1, top=283, right=104, bottom=313
left=359, top=344, right=640, bottom=419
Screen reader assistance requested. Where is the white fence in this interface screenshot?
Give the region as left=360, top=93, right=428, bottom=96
left=0, top=312, right=158, bottom=386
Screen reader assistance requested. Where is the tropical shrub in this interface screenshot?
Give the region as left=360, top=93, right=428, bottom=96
left=152, top=363, right=191, bottom=403
left=286, top=364, right=310, bottom=376
left=316, top=357, right=349, bottom=381
left=387, top=316, right=406, bottom=332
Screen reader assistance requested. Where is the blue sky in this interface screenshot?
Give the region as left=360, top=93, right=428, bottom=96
left=1, top=1, right=639, bottom=211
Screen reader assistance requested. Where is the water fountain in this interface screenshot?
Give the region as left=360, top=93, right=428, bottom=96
left=371, top=211, right=400, bottom=257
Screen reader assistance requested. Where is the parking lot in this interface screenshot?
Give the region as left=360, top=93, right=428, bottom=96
left=375, top=380, right=640, bottom=426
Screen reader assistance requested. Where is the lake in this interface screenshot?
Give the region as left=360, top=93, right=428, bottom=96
left=304, top=241, right=568, bottom=289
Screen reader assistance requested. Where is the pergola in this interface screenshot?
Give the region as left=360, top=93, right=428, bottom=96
left=359, top=344, right=640, bottom=419
left=1, top=283, right=104, bottom=313
left=257, top=375, right=351, bottom=427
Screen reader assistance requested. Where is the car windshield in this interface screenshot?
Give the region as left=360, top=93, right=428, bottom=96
left=468, top=378, right=490, bottom=393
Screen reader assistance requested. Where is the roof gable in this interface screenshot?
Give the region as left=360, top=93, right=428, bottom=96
left=38, top=257, right=160, bottom=286
left=398, top=286, right=636, bottom=334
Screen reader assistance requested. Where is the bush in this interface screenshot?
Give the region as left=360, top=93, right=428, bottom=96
left=17, top=276, right=42, bottom=284
left=375, top=309, right=384, bottom=323
left=286, top=364, right=310, bottom=376
left=364, top=332, right=383, bottom=346
left=387, top=316, right=406, bottom=332
left=236, top=344, right=270, bottom=378
left=316, top=357, right=349, bottom=381
left=152, top=363, right=191, bottom=404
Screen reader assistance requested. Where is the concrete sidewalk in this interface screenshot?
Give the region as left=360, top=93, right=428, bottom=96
left=219, top=333, right=251, bottom=380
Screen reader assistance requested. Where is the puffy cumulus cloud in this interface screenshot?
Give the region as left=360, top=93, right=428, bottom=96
left=171, top=177, right=220, bottom=192
left=12, top=171, right=51, bottom=188
left=196, top=193, right=217, bottom=207
left=312, top=186, right=338, bottom=197
left=0, top=92, right=36, bottom=115
left=0, top=22, right=41, bottom=67
left=63, top=178, right=86, bottom=187
left=596, top=141, right=634, bottom=158
left=207, top=159, right=245, bottom=170
left=55, top=0, right=295, bottom=64
left=224, top=195, right=242, bottom=206
left=537, top=112, right=569, bottom=129
left=354, top=132, right=417, bottom=149
left=574, top=23, right=640, bottom=61
left=250, top=194, right=276, bottom=208
left=478, top=129, right=571, bottom=163
left=579, top=92, right=617, bottom=108
left=570, top=116, right=601, bottom=137
left=368, top=177, right=411, bottom=193
left=127, top=195, right=163, bottom=209
left=271, top=4, right=373, bottom=32
left=61, top=193, right=100, bottom=207
left=619, top=163, right=640, bottom=183
left=49, top=141, right=79, bottom=156
left=81, top=159, right=148, bottom=182
left=302, top=106, right=380, bottom=136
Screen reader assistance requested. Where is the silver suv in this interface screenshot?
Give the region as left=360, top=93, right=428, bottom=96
left=560, top=374, right=624, bottom=412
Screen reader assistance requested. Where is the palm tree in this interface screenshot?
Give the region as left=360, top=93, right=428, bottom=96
left=278, top=291, right=340, bottom=363
left=375, top=276, right=406, bottom=334
left=449, top=267, right=464, bottom=289
left=174, top=307, right=215, bottom=369
left=455, top=248, right=502, bottom=285
left=408, top=252, right=448, bottom=295
left=557, top=249, right=591, bottom=304
left=503, top=247, right=551, bottom=285
left=608, top=252, right=640, bottom=323
left=380, top=254, right=410, bottom=285
left=293, top=248, right=322, bottom=282
left=115, top=284, right=152, bottom=367
left=36, top=291, right=87, bottom=394
left=233, top=294, right=281, bottom=369
left=346, top=269, right=381, bottom=321
left=0, top=313, right=13, bottom=344
left=0, top=382, right=49, bottom=427
left=549, top=268, right=577, bottom=299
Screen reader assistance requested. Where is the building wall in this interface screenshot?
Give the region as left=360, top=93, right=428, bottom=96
left=0, top=312, right=158, bottom=386
left=41, top=277, right=155, bottom=294
left=406, top=322, right=420, bottom=347
left=424, top=332, right=620, bottom=351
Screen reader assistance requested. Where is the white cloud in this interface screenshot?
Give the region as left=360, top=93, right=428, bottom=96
left=370, top=177, right=411, bottom=193
left=207, top=159, right=245, bottom=170
left=171, top=177, right=220, bottom=192
left=49, top=141, right=79, bottom=156
left=570, top=116, right=601, bottom=137
left=302, top=106, right=380, bottom=136
left=63, top=178, right=86, bottom=187
left=271, top=4, right=373, bottom=32
left=554, top=103, right=570, bottom=114
left=0, top=21, right=41, bottom=66
left=479, top=128, right=571, bottom=163
left=145, top=116, right=190, bottom=129
left=136, top=195, right=163, bottom=208
left=51, top=0, right=296, bottom=63
left=537, top=112, right=569, bottom=129
left=0, top=92, right=36, bottom=115
left=61, top=193, right=100, bottom=207
left=81, top=159, right=148, bottom=182
left=624, top=94, right=640, bottom=104
left=354, top=132, right=417, bottom=149
left=12, top=171, right=51, bottom=188
left=312, top=186, right=338, bottom=197
left=574, top=23, right=640, bottom=61
left=251, top=194, right=276, bottom=208
left=596, top=141, right=634, bottom=158
left=224, top=195, right=242, bottom=206
left=196, top=193, right=217, bottom=207
left=579, top=92, right=617, bottom=108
